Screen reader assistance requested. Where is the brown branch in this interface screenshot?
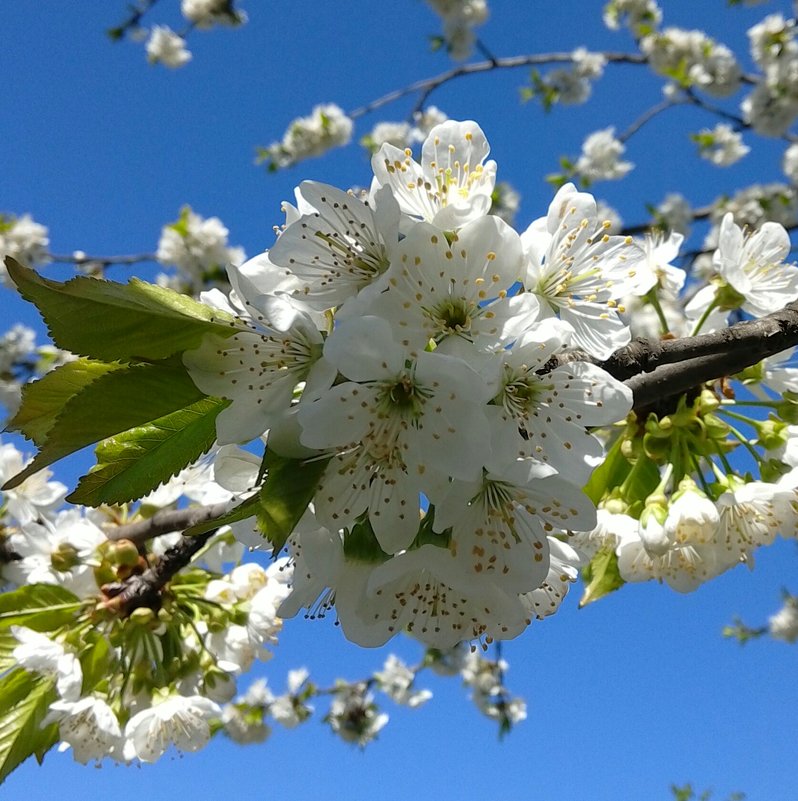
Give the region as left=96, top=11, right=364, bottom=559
left=47, top=252, right=157, bottom=268
left=106, top=501, right=232, bottom=545
left=102, top=528, right=217, bottom=617
left=348, top=52, right=646, bottom=119
left=598, top=301, right=798, bottom=409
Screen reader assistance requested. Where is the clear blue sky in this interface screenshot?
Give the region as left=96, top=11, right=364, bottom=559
left=2, top=2, right=797, bottom=799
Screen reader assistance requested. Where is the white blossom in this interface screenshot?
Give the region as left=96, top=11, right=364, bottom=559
left=603, top=0, right=661, bottom=36
left=693, top=124, right=750, bottom=167
left=156, top=206, right=245, bottom=284
left=371, top=120, right=497, bottom=230
left=326, top=684, right=388, bottom=747
left=574, top=127, right=634, bottom=183
left=628, top=231, right=685, bottom=297
left=0, top=213, right=50, bottom=280
left=544, top=48, right=606, bottom=105
left=12, top=627, right=82, bottom=702
left=263, top=104, right=353, bottom=169
left=145, top=26, right=191, bottom=68
left=713, top=212, right=798, bottom=318
left=268, top=181, right=399, bottom=311
left=46, top=696, right=123, bottom=764
left=374, top=655, right=432, bottom=707
left=426, top=0, right=489, bottom=60
left=4, top=508, right=105, bottom=598
left=768, top=595, right=798, bottom=643
left=123, top=694, right=221, bottom=763
left=522, top=182, right=642, bottom=358
left=642, top=28, right=741, bottom=97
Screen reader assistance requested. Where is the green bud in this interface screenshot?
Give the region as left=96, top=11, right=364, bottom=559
left=50, top=543, right=80, bottom=573
left=714, top=281, right=745, bottom=311
left=752, top=417, right=787, bottom=450
left=775, top=392, right=798, bottom=424
left=602, top=497, right=630, bottom=515
left=107, top=539, right=140, bottom=568
left=620, top=437, right=636, bottom=460
left=697, top=389, right=720, bottom=414
left=129, top=607, right=156, bottom=627
left=703, top=413, right=731, bottom=442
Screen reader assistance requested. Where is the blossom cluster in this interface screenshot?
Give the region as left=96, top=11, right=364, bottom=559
left=425, top=0, right=489, bottom=60
left=181, top=118, right=798, bottom=645
left=257, top=104, right=354, bottom=171
left=0, top=437, right=290, bottom=764
left=0, top=213, right=50, bottom=283
left=183, top=119, right=642, bottom=649
left=156, top=205, right=247, bottom=292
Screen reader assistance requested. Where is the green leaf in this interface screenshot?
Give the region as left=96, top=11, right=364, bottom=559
left=256, top=450, right=330, bottom=552
left=0, top=669, right=58, bottom=783
left=7, top=359, right=122, bottom=447
left=4, top=257, right=241, bottom=363
left=80, top=634, right=111, bottom=694
left=4, top=362, right=208, bottom=490
left=0, top=632, right=17, bottom=674
left=68, top=396, right=230, bottom=506
left=579, top=545, right=625, bottom=607
left=584, top=434, right=630, bottom=504
left=0, top=585, right=82, bottom=632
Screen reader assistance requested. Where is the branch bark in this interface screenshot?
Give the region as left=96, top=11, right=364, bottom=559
left=597, top=300, right=798, bottom=410
left=106, top=501, right=232, bottom=545
left=101, top=528, right=217, bottom=617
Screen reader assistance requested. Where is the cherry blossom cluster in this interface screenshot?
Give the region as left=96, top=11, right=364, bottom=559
left=0, top=435, right=528, bottom=763
left=184, top=119, right=639, bottom=649
left=571, top=211, right=798, bottom=596
left=0, top=437, right=292, bottom=763
left=425, top=0, right=489, bottom=60
left=156, top=205, right=247, bottom=293
left=0, top=214, right=50, bottom=283
left=142, top=1, right=246, bottom=69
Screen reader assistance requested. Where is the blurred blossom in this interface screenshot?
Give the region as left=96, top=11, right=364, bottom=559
left=146, top=26, right=192, bottom=68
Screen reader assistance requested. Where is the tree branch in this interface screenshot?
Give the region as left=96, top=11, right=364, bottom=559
left=106, top=501, right=232, bottom=545
left=598, top=300, right=798, bottom=410
left=102, top=528, right=217, bottom=617
left=348, top=52, right=646, bottom=119
left=47, top=252, right=158, bottom=268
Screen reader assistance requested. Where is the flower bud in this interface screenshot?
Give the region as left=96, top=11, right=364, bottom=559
left=50, top=543, right=79, bottom=572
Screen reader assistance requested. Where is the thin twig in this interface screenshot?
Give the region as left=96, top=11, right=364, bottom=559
left=348, top=52, right=646, bottom=119
left=48, top=252, right=158, bottom=268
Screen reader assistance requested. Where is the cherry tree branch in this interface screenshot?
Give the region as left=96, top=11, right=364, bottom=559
left=597, top=300, right=798, bottom=410
left=107, top=0, right=162, bottom=41
left=348, top=52, right=647, bottom=119
left=617, top=96, right=683, bottom=143
left=106, top=501, right=232, bottom=545
left=102, top=528, right=217, bottom=616
left=47, top=252, right=157, bottom=268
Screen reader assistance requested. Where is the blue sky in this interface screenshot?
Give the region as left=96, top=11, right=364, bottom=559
left=2, top=1, right=797, bottom=799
